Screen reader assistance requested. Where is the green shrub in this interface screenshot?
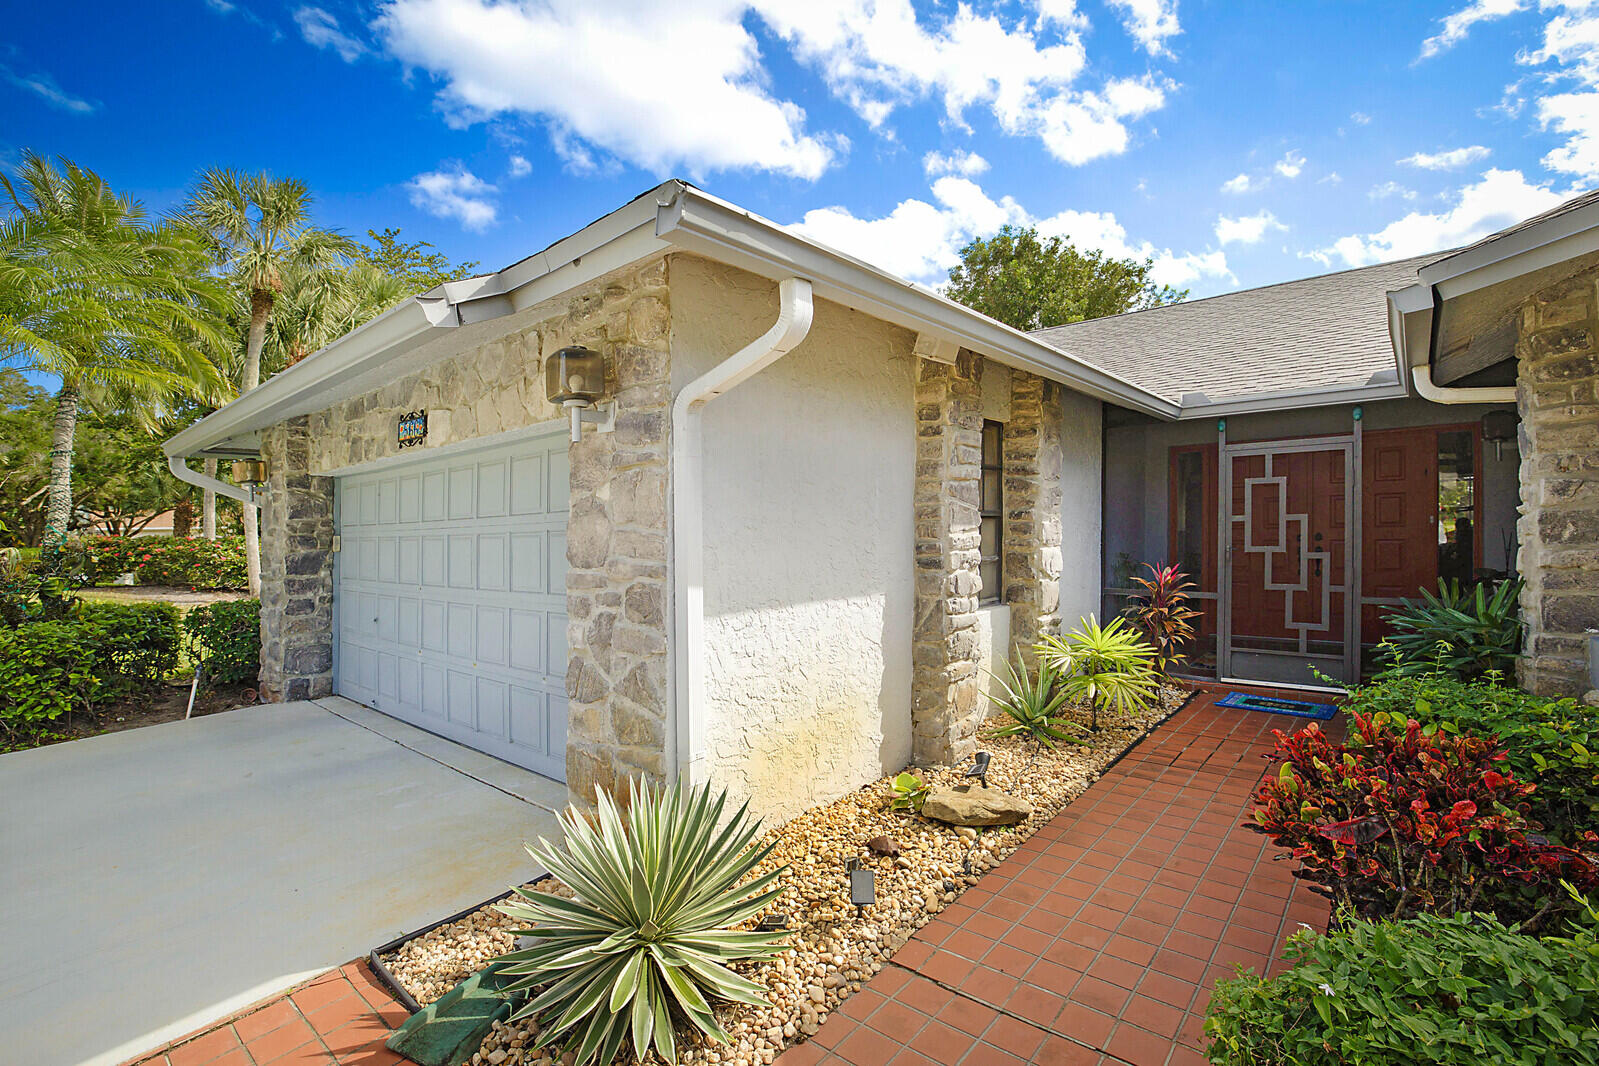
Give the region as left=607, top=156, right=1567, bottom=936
left=1035, top=615, right=1159, bottom=730
left=184, top=599, right=260, bottom=685
left=1205, top=905, right=1599, bottom=1065
left=82, top=535, right=248, bottom=589
left=79, top=602, right=182, bottom=695
left=0, top=620, right=103, bottom=732
left=1344, top=674, right=1599, bottom=844
left=496, top=780, right=789, bottom=1065
left=983, top=652, right=1084, bottom=748
left=1376, top=578, right=1523, bottom=682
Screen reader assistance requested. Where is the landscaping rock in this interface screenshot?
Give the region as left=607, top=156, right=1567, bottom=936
left=866, top=835, right=901, bottom=858
left=922, top=784, right=1034, bottom=826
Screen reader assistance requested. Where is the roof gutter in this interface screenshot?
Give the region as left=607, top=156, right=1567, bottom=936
left=1387, top=281, right=1517, bottom=404
left=669, top=277, right=815, bottom=785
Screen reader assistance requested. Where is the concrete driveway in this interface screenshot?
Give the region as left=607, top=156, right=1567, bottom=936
left=0, top=698, right=564, bottom=1066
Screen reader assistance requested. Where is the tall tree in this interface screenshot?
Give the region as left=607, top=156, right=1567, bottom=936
left=946, top=225, right=1187, bottom=332
left=358, top=227, right=479, bottom=294
left=0, top=153, right=228, bottom=553
left=185, top=170, right=356, bottom=594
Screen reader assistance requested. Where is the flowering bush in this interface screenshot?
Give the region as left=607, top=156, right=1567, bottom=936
left=1248, top=714, right=1598, bottom=930
left=82, top=535, right=248, bottom=589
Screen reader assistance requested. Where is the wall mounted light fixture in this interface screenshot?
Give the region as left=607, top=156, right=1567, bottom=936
left=544, top=345, right=617, bottom=442
left=230, top=459, right=269, bottom=486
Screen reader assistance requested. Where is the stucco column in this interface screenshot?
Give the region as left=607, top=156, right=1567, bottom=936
left=1515, top=272, right=1599, bottom=697
left=912, top=350, right=985, bottom=766
left=1003, top=370, right=1065, bottom=646
left=562, top=261, right=674, bottom=802
left=257, top=416, right=335, bottom=702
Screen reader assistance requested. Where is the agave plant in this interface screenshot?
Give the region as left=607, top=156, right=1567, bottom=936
left=494, top=780, right=789, bottom=1065
left=1036, top=616, right=1159, bottom=730
left=1378, top=578, right=1524, bottom=682
left=1124, top=562, right=1200, bottom=676
left=982, top=651, right=1084, bottom=748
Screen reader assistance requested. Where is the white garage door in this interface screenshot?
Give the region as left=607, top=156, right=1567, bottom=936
left=335, top=432, right=570, bottom=781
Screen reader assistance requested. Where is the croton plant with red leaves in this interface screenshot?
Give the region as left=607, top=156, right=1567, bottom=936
left=1249, top=713, right=1599, bottom=930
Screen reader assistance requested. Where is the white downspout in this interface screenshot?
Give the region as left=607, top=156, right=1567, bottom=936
left=167, top=455, right=259, bottom=506
left=669, top=277, right=814, bottom=785
left=1411, top=363, right=1517, bottom=405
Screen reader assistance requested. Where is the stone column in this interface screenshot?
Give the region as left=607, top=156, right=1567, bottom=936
left=258, top=416, right=335, bottom=702
left=911, top=350, right=985, bottom=766
left=1515, top=272, right=1599, bottom=697
left=562, top=262, right=673, bottom=802
left=1003, top=370, right=1065, bottom=647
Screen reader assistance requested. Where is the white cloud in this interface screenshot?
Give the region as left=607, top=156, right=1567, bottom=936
left=1319, top=171, right=1343, bottom=185
left=407, top=165, right=499, bottom=230
left=1399, top=145, right=1491, bottom=169
left=508, top=154, right=532, bottom=178
left=295, top=6, right=367, bottom=60
left=1350, top=111, right=1372, bottom=125
left=1, top=65, right=96, bottom=113
left=375, top=0, right=843, bottom=180
left=790, top=176, right=1231, bottom=291
left=1214, top=210, right=1285, bottom=246
left=1418, top=0, right=1528, bottom=60
left=1369, top=181, right=1418, bottom=201
left=1274, top=149, right=1306, bottom=178
left=1106, top=0, right=1181, bottom=56
left=1220, top=172, right=1258, bottom=194
left=923, top=148, right=990, bottom=178
left=1314, top=168, right=1565, bottom=267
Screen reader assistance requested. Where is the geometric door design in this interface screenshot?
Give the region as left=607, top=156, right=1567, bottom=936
left=334, top=431, right=570, bottom=781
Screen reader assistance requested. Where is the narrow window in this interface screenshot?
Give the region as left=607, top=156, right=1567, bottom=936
left=979, top=420, right=1004, bottom=606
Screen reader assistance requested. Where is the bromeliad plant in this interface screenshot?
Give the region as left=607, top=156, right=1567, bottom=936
left=1035, top=616, right=1160, bottom=730
left=494, top=780, right=789, bottom=1066
left=982, top=652, right=1084, bottom=748
left=1124, top=562, right=1200, bottom=675
left=1376, top=578, right=1524, bottom=682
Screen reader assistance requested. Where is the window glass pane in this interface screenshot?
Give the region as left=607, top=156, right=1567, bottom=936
left=980, top=517, right=999, bottom=558
left=981, top=474, right=1002, bottom=513
left=1173, top=451, right=1206, bottom=586
left=980, top=559, right=1000, bottom=601
left=1437, top=430, right=1475, bottom=585
left=982, top=423, right=1002, bottom=467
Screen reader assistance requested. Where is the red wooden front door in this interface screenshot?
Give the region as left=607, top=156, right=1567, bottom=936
left=1361, top=428, right=1439, bottom=643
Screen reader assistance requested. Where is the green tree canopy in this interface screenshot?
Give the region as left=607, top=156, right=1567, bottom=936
left=358, top=227, right=479, bottom=294
left=946, top=225, right=1186, bottom=332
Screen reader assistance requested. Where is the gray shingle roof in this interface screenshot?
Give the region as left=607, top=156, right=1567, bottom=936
left=1028, top=254, right=1438, bottom=405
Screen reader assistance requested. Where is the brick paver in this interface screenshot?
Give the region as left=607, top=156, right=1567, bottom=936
left=125, top=961, right=407, bottom=1066
left=779, top=689, right=1334, bottom=1066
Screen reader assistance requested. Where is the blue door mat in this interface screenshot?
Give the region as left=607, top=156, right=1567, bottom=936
left=1216, top=691, right=1338, bottom=720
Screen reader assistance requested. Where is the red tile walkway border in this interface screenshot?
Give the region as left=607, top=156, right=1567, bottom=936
left=123, top=961, right=408, bottom=1066
left=776, top=690, right=1334, bottom=1066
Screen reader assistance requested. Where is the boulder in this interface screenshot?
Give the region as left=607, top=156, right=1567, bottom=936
left=922, top=784, right=1033, bottom=827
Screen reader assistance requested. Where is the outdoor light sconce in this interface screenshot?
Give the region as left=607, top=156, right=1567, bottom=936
left=845, top=858, right=876, bottom=909
left=965, top=751, right=992, bottom=790
left=230, top=459, right=269, bottom=487
left=1482, top=410, right=1519, bottom=462
left=544, top=345, right=616, bottom=443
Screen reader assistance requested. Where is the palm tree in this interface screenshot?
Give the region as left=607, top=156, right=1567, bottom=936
left=0, top=153, right=228, bottom=553
left=185, top=170, right=356, bottom=593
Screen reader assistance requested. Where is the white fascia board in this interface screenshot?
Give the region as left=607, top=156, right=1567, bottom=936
left=655, top=186, right=1180, bottom=419
left=1172, top=379, right=1411, bottom=419
left=1420, top=200, right=1599, bottom=299
left=164, top=187, right=676, bottom=459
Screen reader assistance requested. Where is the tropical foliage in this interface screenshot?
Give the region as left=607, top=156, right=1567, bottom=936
left=495, top=780, right=789, bottom=1065
left=184, top=598, right=260, bottom=686
left=1124, top=562, right=1200, bottom=675
left=983, top=651, right=1083, bottom=748
left=1376, top=578, right=1524, bottom=681
left=889, top=771, right=930, bottom=813
left=1035, top=616, right=1160, bottom=730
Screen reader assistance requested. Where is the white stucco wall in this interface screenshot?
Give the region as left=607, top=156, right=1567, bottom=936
left=669, top=256, right=916, bottom=825
left=1059, top=389, right=1104, bottom=630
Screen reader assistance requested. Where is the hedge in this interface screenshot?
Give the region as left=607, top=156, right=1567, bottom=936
left=81, top=535, right=248, bottom=589
left=183, top=599, right=260, bottom=686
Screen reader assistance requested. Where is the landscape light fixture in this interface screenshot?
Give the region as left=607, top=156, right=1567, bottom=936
left=845, top=858, right=876, bottom=909
left=964, top=750, right=992, bottom=790
left=1482, top=410, right=1519, bottom=461
left=544, top=345, right=616, bottom=442
left=755, top=912, right=789, bottom=933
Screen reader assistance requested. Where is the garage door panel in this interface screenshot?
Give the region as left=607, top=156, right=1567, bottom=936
left=337, top=432, right=570, bottom=782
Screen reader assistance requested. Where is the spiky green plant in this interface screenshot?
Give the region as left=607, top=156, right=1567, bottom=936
left=983, top=651, right=1085, bottom=748
left=495, top=780, right=789, bottom=1065
left=1036, top=616, right=1159, bottom=730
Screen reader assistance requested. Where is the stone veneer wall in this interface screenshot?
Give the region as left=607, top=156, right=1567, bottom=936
left=1515, top=267, right=1599, bottom=696
left=267, top=257, right=673, bottom=802
left=1004, top=371, right=1065, bottom=643
left=257, top=416, right=336, bottom=702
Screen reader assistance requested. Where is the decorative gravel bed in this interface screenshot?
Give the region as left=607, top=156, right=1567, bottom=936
left=382, top=684, right=1192, bottom=1066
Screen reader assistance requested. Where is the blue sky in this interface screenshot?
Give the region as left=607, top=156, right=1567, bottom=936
left=5, top=0, right=1599, bottom=301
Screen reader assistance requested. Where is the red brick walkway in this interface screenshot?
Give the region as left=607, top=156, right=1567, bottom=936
left=776, top=691, right=1333, bottom=1066
left=125, top=962, right=406, bottom=1066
